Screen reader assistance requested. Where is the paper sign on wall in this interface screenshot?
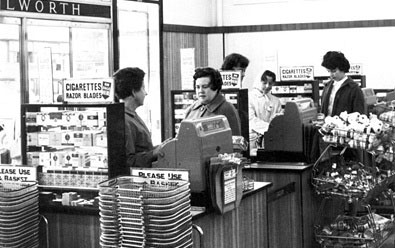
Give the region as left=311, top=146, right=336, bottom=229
left=280, top=66, right=314, bottom=81
left=63, top=78, right=114, bottom=103
left=0, top=165, right=37, bottom=182
left=220, top=70, right=242, bottom=89
left=180, top=48, right=195, bottom=90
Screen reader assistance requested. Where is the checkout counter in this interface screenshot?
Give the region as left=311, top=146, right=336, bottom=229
left=154, top=115, right=273, bottom=248
left=245, top=98, right=321, bottom=248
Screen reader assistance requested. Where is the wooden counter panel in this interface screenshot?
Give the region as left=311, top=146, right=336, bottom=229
left=40, top=212, right=100, bottom=248
left=244, top=165, right=320, bottom=248
left=192, top=187, right=269, bottom=248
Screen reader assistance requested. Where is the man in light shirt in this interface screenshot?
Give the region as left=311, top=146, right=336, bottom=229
left=320, top=51, right=365, bottom=116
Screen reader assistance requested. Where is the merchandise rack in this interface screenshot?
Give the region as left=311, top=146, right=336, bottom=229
left=312, top=107, right=395, bottom=248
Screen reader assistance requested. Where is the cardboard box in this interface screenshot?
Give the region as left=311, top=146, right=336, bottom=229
left=27, top=132, right=38, bottom=146
left=27, top=152, right=40, bottom=166
left=38, top=132, right=50, bottom=146
left=48, top=111, right=63, bottom=126
left=73, top=132, right=92, bottom=147
left=39, top=152, right=51, bottom=167
left=61, top=132, right=74, bottom=146
left=93, top=132, right=107, bottom=147
left=26, top=112, right=37, bottom=125
left=49, top=132, right=62, bottom=146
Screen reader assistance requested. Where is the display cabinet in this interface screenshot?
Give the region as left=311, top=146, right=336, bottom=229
left=21, top=103, right=127, bottom=191
left=170, top=89, right=249, bottom=152
left=271, top=80, right=320, bottom=107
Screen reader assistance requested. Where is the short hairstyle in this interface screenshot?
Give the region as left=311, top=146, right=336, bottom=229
left=321, top=51, right=350, bottom=73
left=220, top=53, right=249, bottom=70
left=193, top=67, right=223, bottom=92
left=261, top=70, right=276, bottom=83
left=113, top=67, right=145, bottom=100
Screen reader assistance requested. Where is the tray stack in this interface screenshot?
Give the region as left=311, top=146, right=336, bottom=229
left=99, top=178, right=121, bottom=248
left=0, top=181, right=39, bottom=248
left=99, top=176, right=193, bottom=248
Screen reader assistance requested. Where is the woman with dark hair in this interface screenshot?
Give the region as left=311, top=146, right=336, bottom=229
left=184, top=67, right=241, bottom=135
left=320, top=51, right=365, bottom=116
left=113, top=67, right=163, bottom=168
left=220, top=53, right=249, bottom=81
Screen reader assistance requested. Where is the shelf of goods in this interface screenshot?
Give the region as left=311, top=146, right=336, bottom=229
left=312, top=108, right=395, bottom=248
left=21, top=103, right=126, bottom=192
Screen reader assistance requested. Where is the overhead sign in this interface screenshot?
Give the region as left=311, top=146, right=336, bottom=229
left=63, top=78, right=114, bottom=103
left=280, top=66, right=314, bottom=81
left=0, top=165, right=36, bottom=182
left=1, top=0, right=111, bottom=18
left=220, top=70, right=242, bottom=89
left=131, top=168, right=189, bottom=188
left=348, top=63, right=363, bottom=75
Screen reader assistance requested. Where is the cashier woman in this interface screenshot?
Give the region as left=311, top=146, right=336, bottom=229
left=184, top=67, right=242, bottom=135
left=114, top=67, right=166, bottom=168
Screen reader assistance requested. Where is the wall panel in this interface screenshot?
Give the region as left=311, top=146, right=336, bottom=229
left=162, top=31, right=208, bottom=138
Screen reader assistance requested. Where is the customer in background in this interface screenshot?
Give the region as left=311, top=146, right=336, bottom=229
left=184, top=67, right=241, bottom=135
left=220, top=53, right=250, bottom=82
left=249, top=70, right=282, bottom=149
left=320, top=51, right=365, bottom=116
left=113, top=67, right=163, bottom=168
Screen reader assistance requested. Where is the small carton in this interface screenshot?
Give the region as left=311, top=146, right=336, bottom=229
left=38, top=132, right=50, bottom=146
left=27, top=133, right=38, bottom=147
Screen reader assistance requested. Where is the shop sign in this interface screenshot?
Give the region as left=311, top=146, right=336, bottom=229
left=220, top=70, right=242, bottom=89
left=1, top=0, right=111, bottom=18
left=62, top=78, right=114, bottom=103
left=348, top=63, right=363, bottom=75
left=0, top=165, right=36, bottom=182
left=131, top=168, right=189, bottom=188
left=280, top=66, right=314, bottom=81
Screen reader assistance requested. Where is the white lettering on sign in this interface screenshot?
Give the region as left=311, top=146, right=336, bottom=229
left=280, top=66, right=314, bottom=81
left=6, top=0, right=80, bottom=15
left=0, top=166, right=36, bottom=182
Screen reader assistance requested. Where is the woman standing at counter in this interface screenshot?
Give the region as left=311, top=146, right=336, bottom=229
left=113, top=67, right=162, bottom=168
left=184, top=67, right=242, bottom=135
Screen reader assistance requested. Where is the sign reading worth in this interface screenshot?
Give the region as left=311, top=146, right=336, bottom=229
left=0, top=166, right=36, bottom=182
left=131, top=168, right=189, bottom=187
left=63, top=78, right=114, bottom=103
left=280, top=66, right=314, bottom=81
left=220, top=70, right=242, bottom=89
left=348, top=63, right=363, bottom=75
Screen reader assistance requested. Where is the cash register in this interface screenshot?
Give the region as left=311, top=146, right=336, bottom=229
left=153, top=115, right=233, bottom=193
left=258, top=98, right=318, bottom=162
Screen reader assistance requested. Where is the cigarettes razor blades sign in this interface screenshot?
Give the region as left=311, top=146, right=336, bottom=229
left=63, top=78, right=114, bottom=103
left=280, top=66, right=314, bottom=81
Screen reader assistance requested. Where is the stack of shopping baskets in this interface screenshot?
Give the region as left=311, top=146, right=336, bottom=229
left=0, top=181, right=39, bottom=248
left=99, top=176, right=193, bottom=248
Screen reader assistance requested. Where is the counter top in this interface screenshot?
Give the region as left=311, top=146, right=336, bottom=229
left=245, top=162, right=313, bottom=171
left=191, top=181, right=272, bottom=219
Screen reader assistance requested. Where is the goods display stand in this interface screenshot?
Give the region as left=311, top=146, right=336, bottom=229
left=312, top=108, right=395, bottom=248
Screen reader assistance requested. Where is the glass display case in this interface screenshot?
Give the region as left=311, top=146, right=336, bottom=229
left=21, top=103, right=126, bottom=191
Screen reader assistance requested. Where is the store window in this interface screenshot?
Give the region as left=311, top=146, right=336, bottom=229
left=117, top=0, right=161, bottom=144
left=0, top=18, right=21, bottom=163
left=27, top=20, right=111, bottom=103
